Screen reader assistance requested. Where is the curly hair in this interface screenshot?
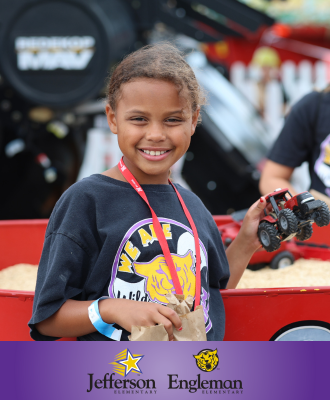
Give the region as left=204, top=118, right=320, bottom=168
left=106, top=43, right=206, bottom=123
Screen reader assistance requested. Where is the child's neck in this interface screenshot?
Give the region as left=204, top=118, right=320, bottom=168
left=102, top=165, right=170, bottom=185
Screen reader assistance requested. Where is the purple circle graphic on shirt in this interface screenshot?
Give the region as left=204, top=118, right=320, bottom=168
left=108, top=217, right=211, bottom=332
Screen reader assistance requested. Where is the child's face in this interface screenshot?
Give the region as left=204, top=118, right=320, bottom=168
left=106, top=78, right=199, bottom=184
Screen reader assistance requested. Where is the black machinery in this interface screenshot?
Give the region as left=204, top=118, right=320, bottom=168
left=0, top=0, right=274, bottom=218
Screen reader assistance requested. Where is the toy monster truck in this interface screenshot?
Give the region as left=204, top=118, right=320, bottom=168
left=258, top=188, right=330, bottom=252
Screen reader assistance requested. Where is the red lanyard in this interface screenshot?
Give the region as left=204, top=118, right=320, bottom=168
left=118, top=157, right=201, bottom=308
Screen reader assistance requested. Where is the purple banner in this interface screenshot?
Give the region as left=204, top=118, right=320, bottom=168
left=0, top=342, right=328, bottom=400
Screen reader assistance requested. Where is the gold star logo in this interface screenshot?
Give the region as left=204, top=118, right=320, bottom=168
left=110, top=349, right=144, bottom=377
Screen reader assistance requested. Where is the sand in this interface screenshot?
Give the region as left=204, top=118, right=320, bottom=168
left=237, top=258, right=330, bottom=289
left=0, top=264, right=38, bottom=291
left=1, top=259, right=330, bottom=291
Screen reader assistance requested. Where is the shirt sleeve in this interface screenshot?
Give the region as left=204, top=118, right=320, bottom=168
left=28, top=232, right=91, bottom=340
left=268, top=91, right=320, bottom=168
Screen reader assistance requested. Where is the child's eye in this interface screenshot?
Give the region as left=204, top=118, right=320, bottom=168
left=131, top=117, right=147, bottom=122
left=166, top=118, right=182, bottom=123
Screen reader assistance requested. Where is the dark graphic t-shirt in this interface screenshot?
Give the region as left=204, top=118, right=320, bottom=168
left=268, top=91, right=330, bottom=197
left=28, top=174, right=230, bottom=341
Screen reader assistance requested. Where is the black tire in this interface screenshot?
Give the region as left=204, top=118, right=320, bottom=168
left=258, top=222, right=281, bottom=252
left=296, top=223, right=313, bottom=241
left=314, top=202, right=330, bottom=227
left=247, top=263, right=266, bottom=271
left=278, top=209, right=298, bottom=235
left=270, top=251, right=295, bottom=270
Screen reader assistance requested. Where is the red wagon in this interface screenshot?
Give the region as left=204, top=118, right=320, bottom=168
left=1, top=218, right=330, bottom=341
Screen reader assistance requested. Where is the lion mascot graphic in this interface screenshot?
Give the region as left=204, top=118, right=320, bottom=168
left=193, top=349, right=219, bottom=372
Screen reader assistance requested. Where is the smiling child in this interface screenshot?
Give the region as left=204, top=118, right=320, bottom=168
left=29, top=43, right=268, bottom=341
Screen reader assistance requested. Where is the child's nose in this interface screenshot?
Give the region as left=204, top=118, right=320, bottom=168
left=145, top=123, right=166, bottom=141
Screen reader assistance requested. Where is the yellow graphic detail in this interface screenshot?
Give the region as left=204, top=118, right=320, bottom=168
left=149, top=224, right=171, bottom=239
left=162, top=224, right=172, bottom=239
left=194, top=349, right=219, bottom=372
left=138, top=224, right=172, bottom=247
left=323, top=144, right=330, bottom=165
left=138, top=228, right=154, bottom=247
left=124, top=241, right=140, bottom=261
left=109, top=349, right=144, bottom=377
left=134, top=251, right=195, bottom=303
left=148, top=224, right=156, bottom=239
left=119, top=354, right=140, bottom=374
left=119, top=253, right=131, bottom=273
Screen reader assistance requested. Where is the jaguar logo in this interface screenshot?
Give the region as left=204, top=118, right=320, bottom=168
left=193, top=349, right=219, bottom=372
left=134, top=251, right=195, bottom=303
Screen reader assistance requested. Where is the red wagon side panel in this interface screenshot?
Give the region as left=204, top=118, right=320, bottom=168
left=0, top=290, right=76, bottom=341
left=222, top=287, right=330, bottom=341
left=0, top=291, right=35, bottom=340
left=1, top=219, right=330, bottom=341
left=2, top=286, right=330, bottom=341
left=0, top=220, right=48, bottom=271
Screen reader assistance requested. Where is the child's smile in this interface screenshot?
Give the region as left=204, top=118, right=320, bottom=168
left=138, top=148, right=171, bottom=161
left=106, top=78, right=199, bottom=185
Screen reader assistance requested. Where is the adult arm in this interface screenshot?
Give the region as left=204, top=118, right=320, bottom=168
left=261, top=91, right=319, bottom=197
left=259, top=160, right=296, bottom=196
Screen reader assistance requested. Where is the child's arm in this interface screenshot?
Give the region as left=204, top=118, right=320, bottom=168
left=36, top=298, right=182, bottom=341
left=225, top=197, right=268, bottom=289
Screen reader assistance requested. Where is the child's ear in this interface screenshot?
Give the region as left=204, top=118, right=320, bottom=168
left=106, top=104, right=118, bottom=134
left=191, top=106, right=200, bottom=136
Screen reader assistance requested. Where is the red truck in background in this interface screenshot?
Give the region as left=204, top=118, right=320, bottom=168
left=1, top=218, right=330, bottom=341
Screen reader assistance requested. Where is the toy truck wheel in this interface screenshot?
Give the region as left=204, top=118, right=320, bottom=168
left=258, top=222, right=281, bottom=252
left=296, top=223, right=313, bottom=241
left=270, top=251, right=295, bottom=270
left=314, top=202, right=330, bottom=227
left=278, top=209, right=298, bottom=235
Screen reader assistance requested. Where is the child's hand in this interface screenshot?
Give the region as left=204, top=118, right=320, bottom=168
left=237, top=196, right=271, bottom=252
left=99, top=298, right=182, bottom=341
